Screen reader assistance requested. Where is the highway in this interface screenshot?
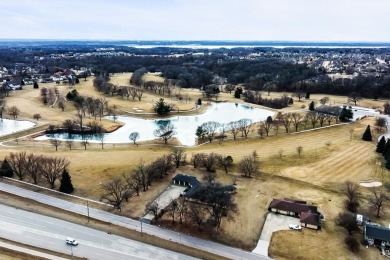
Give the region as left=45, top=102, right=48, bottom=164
left=0, top=181, right=267, bottom=260
left=0, top=203, right=196, bottom=260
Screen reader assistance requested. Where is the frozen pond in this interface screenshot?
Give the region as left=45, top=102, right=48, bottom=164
left=36, top=102, right=274, bottom=146
left=0, top=119, right=36, bottom=137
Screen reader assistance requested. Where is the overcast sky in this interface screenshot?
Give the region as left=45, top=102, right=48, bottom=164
left=0, top=0, right=389, bottom=42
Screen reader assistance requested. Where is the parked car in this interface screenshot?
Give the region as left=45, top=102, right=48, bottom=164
left=66, top=237, right=78, bottom=246
left=289, top=224, right=302, bottom=230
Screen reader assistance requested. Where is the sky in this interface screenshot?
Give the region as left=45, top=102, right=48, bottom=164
left=0, top=0, right=389, bottom=42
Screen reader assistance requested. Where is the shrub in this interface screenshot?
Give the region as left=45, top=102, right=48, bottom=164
left=344, top=236, right=360, bottom=253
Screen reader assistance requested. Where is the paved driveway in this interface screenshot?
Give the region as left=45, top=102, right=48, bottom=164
left=260, top=213, right=301, bottom=241
left=253, top=212, right=301, bottom=255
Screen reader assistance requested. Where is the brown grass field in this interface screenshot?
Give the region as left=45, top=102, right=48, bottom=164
left=1, top=74, right=390, bottom=259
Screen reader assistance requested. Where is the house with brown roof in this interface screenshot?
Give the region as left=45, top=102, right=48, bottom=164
left=268, top=198, right=322, bottom=230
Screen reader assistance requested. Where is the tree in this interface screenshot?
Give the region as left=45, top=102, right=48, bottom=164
left=166, top=199, right=178, bottom=224
left=375, top=117, right=387, bottom=132
left=320, top=96, right=330, bottom=105
left=226, top=121, right=240, bottom=140
left=154, top=121, right=176, bottom=144
left=124, top=172, right=141, bottom=196
left=347, top=92, right=362, bottom=106
left=189, top=203, right=205, bottom=230
left=377, top=136, right=386, bottom=153
left=342, top=181, right=360, bottom=212
left=193, top=182, right=238, bottom=229
left=369, top=188, right=388, bottom=217
left=219, top=156, right=233, bottom=173
left=81, top=136, right=90, bottom=150
left=201, top=121, right=221, bottom=143
left=59, top=169, right=74, bottom=194
left=296, top=146, right=303, bottom=157
left=33, top=82, right=39, bottom=89
left=170, top=147, right=186, bottom=168
left=196, top=153, right=222, bottom=172
left=25, top=154, right=42, bottom=184
left=238, top=152, right=260, bottom=177
left=33, top=113, right=41, bottom=121
left=129, top=132, right=140, bottom=145
left=0, top=159, right=13, bottom=177
left=292, top=91, right=305, bottom=101
left=101, top=177, right=130, bottom=211
left=50, top=138, right=62, bottom=151
left=8, top=106, right=20, bottom=119
left=154, top=98, right=173, bottom=115
left=58, top=100, right=65, bottom=111
left=237, top=118, right=252, bottom=138
left=290, top=113, right=303, bottom=132
left=6, top=151, right=27, bottom=180
left=335, top=211, right=359, bottom=235
left=339, top=107, right=353, bottom=122
left=362, top=125, right=372, bottom=141
left=177, top=196, right=188, bottom=224
left=383, top=139, right=390, bottom=157
left=309, top=101, right=315, bottom=111
left=40, top=156, right=70, bottom=189
left=65, top=140, right=74, bottom=150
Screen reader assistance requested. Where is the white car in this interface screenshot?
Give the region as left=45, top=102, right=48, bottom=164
left=66, top=237, right=79, bottom=246
left=289, top=224, right=302, bottom=230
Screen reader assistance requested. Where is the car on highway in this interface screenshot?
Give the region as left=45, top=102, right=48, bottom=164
left=66, top=237, right=79, bottom=246
left=289, top=224, right=302, bottom=230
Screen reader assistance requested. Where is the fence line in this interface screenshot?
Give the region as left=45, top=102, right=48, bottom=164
left=3, top=177, right=113, bottom=207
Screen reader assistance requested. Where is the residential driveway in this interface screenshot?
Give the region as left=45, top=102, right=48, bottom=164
left=260, top=213, right=301, bottom=241
left=253, top=213, right=301, bottom=256
left=142, top=184, right=186, bottom=222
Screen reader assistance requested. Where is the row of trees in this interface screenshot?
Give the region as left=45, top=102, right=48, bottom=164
left=2, top=152, right=72, bottom=190
left=94, top=76, right=145, bottom=101
left=101, top=148, right=186, bottom=210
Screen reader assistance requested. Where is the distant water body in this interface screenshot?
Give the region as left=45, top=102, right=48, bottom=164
left=0, top=40, right=389, bottom=49
left=122, top=41, right=390, bottom=49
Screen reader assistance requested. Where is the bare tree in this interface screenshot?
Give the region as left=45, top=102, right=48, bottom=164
left=262, top=116, right=273, bottom=136
left=336, top=211, right=360, bottom=235
left=296, top=146, right=303, bottom=157
left=50, top=138, right=62, bottom=151
left=129, top=132, right=140, bottom=145
left=124, top=172, right=141, bottom=196
left=166, top=199, right=179, bottom=224
left=8, top=106, right=20, bottom=119
left=342, top=181, right=360, bottom=212
left=219, top=155, right=233, bottom=173
left=25, top=154, right=42, bottom=184
left=189, top=203, right=205, bottom=230
left=58, top=100, right=65, bottom=111
left=40, top=156, right=70, bottom=189
left=375, top=117, right=387, bottom=132
left=347, top=92, right=362, bottom=106
left=307, top=111, right=320, bottom=128
left=227, top=121, right=240, bottom=140
left=81, top=136, right=90, bottom=150
left=132, top=161, right=150, bottom=191
left=33, top=113, right=41, bottom=121
left=238, top=152, right=260, bottom=177
left=196, top=153, right=222, bottom=172
left=280, top=113, right=292, bottom=133
left=6, top=151, right=28, bottom=180
left=237, top=118, right=252, bottom=138
left=203, top=171, right=217, bottom=183
left=101, top=177, right=130, bottom=211
left=148, top=200, right=160, bottom=218
left=290, top=113, right=303, bottom=132
left=201, top=121, right=221, bottom=143
left=369, top=188, right=389, bottom=217
left=154, top=122, right=176, bottom=144
left=65, top=140, right=74, bottom=150
left=170, top=147, right=186, bottom=168
left=320, top=96, right=330, bottom=105
left=292, top=91, right=305, bottom=101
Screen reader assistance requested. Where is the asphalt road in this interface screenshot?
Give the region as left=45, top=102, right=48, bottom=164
left=0, top=203, right=196, bottom=260
left=0, top=181, right=267, bottom=260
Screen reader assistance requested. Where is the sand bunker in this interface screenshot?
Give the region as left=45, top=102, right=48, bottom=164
left=359, top=181, right=382, bottom=187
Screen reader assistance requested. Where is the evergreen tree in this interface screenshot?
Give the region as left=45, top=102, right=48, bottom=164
left=309, top=101, right=315, bottom=111
left=33, top=82, right=39, bottom=89
left=305, top=92, right=311, bottom=99
left=362, top=125, right=372, bottom=141
left=383, top=139, right=390, bottom=157
left=59, top=169, right=74, bottom=194
left=339, top=107, right=354, bottom=122
left=0, top=159, right=13, bottom=177
left=154, top=98, right=173, bottom=115
left=386, top=158, right=390, bottom=170
left=376, top=136, right=386, bottom=153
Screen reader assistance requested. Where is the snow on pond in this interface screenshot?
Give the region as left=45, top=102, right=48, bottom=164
left=0, top=119, right=36, bottom=137
left=35, top=102, right=275, bottom=146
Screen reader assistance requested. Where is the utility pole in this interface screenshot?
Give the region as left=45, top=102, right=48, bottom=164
left=87, top=200, right=90, bottom=222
